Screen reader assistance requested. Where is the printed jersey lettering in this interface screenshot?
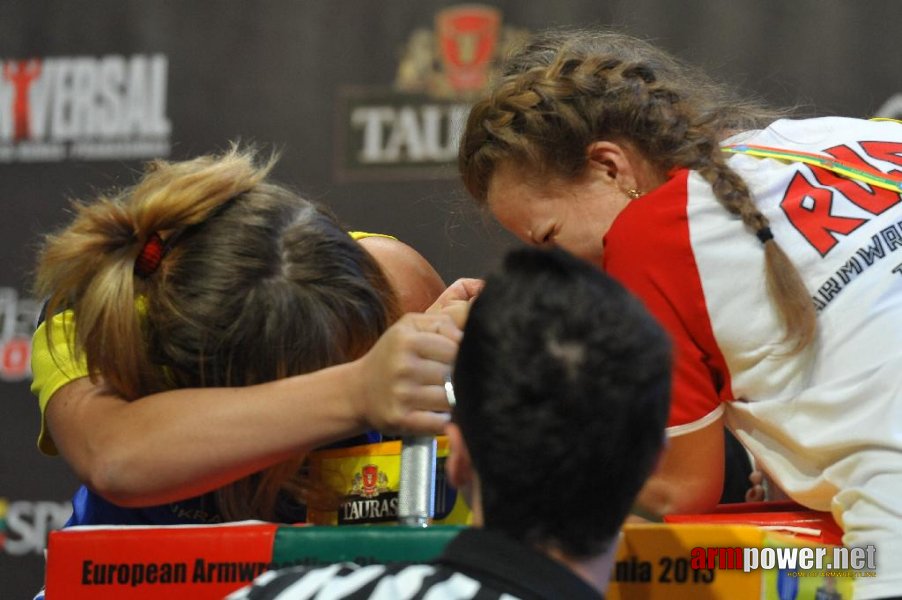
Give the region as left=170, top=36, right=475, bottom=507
left=815, top=145, right=902, bottom=214
left=780, top=171, right=866, bottom=256
left=780, top=142, right=902, bottom=255
left=859, top=141, right=902, bottom=171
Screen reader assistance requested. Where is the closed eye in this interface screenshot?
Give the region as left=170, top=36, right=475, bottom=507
left=536, top=227, right=557, bottom=248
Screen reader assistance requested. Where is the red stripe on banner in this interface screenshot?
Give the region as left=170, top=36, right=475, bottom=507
left=665, top=501, right=844, bottom=546
left=45, top=522, right=278, bottom=599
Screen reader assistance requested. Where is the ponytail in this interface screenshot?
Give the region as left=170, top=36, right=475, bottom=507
left=34, top=146, right=276, bottom=399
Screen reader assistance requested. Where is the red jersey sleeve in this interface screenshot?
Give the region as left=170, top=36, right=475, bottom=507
left=604, top=170, right=733, bottom=433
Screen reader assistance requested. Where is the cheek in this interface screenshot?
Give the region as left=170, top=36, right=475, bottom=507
left=567, top=201, right=623, bottom=257
left=557, top=224, right=604, bottom=262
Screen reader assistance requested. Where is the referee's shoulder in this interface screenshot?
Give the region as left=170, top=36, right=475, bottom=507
left=226, top=561, right=460, bottom=600
left=225, top=562, right=362, bottom=600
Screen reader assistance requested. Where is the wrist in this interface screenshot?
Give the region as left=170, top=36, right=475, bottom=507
left=338, top=358, right=372, bottom=432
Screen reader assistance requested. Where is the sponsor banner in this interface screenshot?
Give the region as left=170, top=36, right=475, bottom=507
left=41, top=513, right=861, bottom=599
left=335, top=88, right=469, bottom=182
left=334, top=4, right=529, bottom=181
left=610, top=524, right=761, bottom=599
left=45, top=522, right=278, bottom=599
left=0, top=288, right=40, bottom=382
left=608, top=523, right=857, bottom=600
left=0, top=497, right=72, bottom=556
left=640, top=504, right=858, bottom=599
left=45, top=523, right=463, bottom=599
left=0, top=54, right=171, bottom=163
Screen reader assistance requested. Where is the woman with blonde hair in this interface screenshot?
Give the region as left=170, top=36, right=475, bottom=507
left=459, top=28, right=902, bottom=599
left=32, top=146, right=471, bottom=526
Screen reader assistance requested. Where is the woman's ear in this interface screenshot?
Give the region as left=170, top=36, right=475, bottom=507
left=586, top=141, right=639, bottom=189
left=444, top=422, right=474, bottom=489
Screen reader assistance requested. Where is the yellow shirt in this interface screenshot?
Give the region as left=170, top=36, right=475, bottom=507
left=30, top=310, right=86, bottom=455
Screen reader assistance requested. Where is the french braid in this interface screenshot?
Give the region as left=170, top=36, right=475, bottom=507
left=459, top=29, right=815, bottom=351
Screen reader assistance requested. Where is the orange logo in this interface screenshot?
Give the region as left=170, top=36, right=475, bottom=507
left=395, top=4, right=528, bottom=100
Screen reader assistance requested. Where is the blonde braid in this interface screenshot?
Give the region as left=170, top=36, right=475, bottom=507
left=684, top=145, right=816, bottom=351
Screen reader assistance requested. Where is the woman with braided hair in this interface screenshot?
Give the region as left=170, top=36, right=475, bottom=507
left=460, top=28, right=902, bottom=599
left=31, top=146, right=476, bottom=528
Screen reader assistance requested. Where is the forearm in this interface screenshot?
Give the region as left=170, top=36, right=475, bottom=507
left=635, top=470, right=722, bottom=516
left=48, top=361, right=368, bottom=507
left=633, top=421, right=726, bottom=517
left=47, top=311, right=458, bottom=507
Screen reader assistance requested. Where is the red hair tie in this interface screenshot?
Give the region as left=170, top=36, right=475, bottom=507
left=135, top=233, right=165, bottom=277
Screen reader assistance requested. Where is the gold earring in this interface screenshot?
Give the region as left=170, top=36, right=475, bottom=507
left=626, top=188, right=642, bottom=200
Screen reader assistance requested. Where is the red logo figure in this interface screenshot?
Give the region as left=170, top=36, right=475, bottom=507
left=436, top=6, right=500, bottom=93
left=361, top=464, right=379, bottom=497
left=2, top=59, right=42, bottom=142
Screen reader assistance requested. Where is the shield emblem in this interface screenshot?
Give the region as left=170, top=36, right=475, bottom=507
left=436, top=5, right=500, bottom=93
left=361, top=464, right=379, bottom=495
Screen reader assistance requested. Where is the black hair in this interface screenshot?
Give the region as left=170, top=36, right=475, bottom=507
left=453, top=247, right=671, bottom=557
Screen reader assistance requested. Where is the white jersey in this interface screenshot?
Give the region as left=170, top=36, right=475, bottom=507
left=604, top=117, right=902, bottom=600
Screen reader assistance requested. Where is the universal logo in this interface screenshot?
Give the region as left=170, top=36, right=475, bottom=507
left=0, top=55, right=171, bottom=163
left=334, top=5, right=529, bottom=181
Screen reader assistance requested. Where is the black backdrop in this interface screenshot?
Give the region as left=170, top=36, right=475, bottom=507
left=2, top=1, right=901, bottom=595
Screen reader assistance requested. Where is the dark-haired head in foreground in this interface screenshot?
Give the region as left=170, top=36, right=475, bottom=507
left=447, top=246, right=671, bottom=559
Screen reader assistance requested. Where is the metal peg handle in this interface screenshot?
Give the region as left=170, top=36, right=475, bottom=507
left=397, top=435, right=436, bottom=527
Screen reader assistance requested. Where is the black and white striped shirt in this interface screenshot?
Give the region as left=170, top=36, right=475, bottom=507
left=227, top=529, right=603, bottom=600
